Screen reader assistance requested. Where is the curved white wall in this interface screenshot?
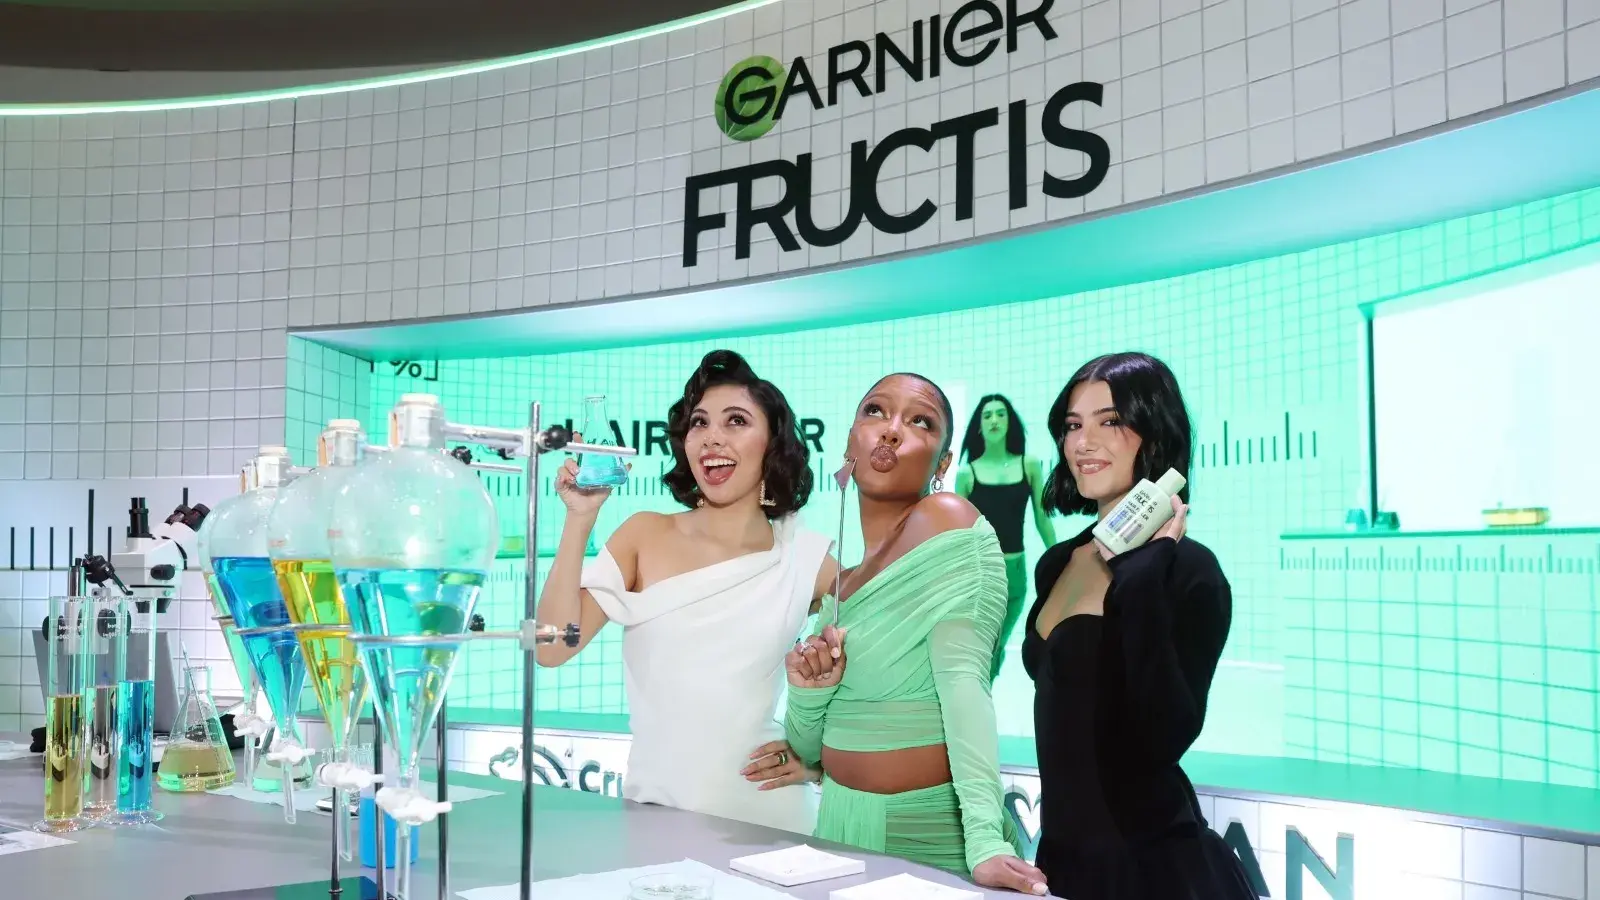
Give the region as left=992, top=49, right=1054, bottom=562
left=1, top=0, right=1598, bottom=481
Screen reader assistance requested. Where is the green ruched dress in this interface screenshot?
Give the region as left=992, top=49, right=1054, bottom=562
left=785, top=518, right=1021, bottom=876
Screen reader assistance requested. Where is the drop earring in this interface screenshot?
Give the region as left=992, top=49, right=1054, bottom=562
left=759, top=480, right=775, bottom=507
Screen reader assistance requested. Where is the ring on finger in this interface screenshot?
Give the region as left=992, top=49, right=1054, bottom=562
left=777, top=750, right=789, bottom=767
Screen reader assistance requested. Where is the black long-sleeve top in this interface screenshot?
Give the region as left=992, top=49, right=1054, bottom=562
left=1021, top=525, right=1253, bottom=899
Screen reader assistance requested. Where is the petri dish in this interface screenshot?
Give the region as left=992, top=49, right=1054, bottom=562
left=627, top=872, right=714, bottom=900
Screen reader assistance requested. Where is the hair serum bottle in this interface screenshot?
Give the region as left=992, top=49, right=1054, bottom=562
left=1092, top=469, right=1187, bottom=556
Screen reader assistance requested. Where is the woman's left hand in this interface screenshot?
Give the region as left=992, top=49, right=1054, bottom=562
left=973, top=854, right=1048, bottom=894
left=741, top=740, right=818, bottom=791
left=1155, top=494, right=1188, bottom=544
left=1094, top=495, right=1188, bottom=561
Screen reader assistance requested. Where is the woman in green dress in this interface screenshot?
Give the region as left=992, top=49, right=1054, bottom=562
left=784, top=373, right=1048, bottom=895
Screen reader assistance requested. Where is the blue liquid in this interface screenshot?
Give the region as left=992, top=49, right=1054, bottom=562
left=576, top=453, right=628, bottom=489
left=336, top=568, right=482, bottom=777
left=359, top=794, right=420, bottom=868
left=117, top=679, right=153, bottom=812
left=214, top=556, right=308, bottom=748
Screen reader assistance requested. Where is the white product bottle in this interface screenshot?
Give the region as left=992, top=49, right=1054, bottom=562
left=1092, top=468, right=1187, bottom=556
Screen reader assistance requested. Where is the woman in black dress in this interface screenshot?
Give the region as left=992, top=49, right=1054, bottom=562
left=1022, top=352, right=1254, bottom=900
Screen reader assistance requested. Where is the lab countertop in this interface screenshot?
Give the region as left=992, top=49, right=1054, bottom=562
left=0, top=735, right=1019, bottom=899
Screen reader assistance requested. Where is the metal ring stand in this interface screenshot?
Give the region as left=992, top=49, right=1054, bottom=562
left=334, top=401, right=634, bottom=900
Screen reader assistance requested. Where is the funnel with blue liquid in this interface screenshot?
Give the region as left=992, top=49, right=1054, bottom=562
left=329, top=394, right=499, bottom=900
left=197, top=447, right=315, bottom=822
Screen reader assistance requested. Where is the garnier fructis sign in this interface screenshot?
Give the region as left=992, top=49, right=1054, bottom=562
left=682, top=0, right=1111, bottom=267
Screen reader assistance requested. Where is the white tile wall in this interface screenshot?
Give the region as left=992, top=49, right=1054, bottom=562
left=1, top=0, right=1594, bottom=483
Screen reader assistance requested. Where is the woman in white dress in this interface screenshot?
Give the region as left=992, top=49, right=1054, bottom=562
left=535, top=349, right=838, bottom=834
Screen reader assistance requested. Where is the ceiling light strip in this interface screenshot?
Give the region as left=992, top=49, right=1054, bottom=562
left=0, top=0, right=784, bottom=117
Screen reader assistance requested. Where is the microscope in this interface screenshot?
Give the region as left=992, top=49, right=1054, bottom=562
left=108, top=498, right=209, bottom=613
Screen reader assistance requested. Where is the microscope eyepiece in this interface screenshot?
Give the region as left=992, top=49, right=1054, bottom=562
left=127, top=497, right=152, bottom=539
left=185, top=504, right=210, bottom=529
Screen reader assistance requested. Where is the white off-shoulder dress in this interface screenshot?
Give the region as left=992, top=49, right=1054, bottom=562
left=581, top=513, right=831, bottom=835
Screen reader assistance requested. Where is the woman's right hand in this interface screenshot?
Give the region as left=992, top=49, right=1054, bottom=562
left=553, top=445, right=619, bottom=517
left=785, top=625, right=846, bottom=689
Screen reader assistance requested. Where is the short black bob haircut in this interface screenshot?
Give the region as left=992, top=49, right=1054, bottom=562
left=663, top=349, right=814, bottom=518
left=1043, top=352, right=1193, bottom=517
left=960, top=393, right=1026, bottom=463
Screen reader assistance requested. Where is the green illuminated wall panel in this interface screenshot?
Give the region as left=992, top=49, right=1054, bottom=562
left=287, top=182, right=1600, bottom=786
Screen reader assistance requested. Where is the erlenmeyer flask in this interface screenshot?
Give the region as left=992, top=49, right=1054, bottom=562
left=158, top=664, right=235, bottom=792
left=575, top=394, right=629, bottom=489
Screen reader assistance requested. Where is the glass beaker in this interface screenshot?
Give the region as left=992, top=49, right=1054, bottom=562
left=35, top=595, right=90, bottom=834
left=575, top=394, right=629, bottom=489
left=158, top=664, right=236, bottom=792
left=82, top=591, right=127, bottom=821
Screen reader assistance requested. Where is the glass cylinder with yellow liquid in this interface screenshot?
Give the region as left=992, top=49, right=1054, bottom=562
left=35, top=594, right=91, bottom=834
left=268, top=419, right=372, bottom=865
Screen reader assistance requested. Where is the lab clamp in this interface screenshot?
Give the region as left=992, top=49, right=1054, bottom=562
left=274, top=397, right=635, bottom=900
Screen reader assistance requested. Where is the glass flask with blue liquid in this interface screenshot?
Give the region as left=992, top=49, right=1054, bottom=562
left=575, top=394, right=629, bottom=489
left=328, top=393, right=498, bottom=900
left=196, top=447, right=314, bottom=819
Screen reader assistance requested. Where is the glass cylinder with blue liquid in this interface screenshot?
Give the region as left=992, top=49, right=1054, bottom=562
left=108, top=586, right=162, bottom=826
left=329, top=393, right=498, bottom=900
left=575, top=394, right=629, bottom=489
left=196, top=447, right=314, bottom=821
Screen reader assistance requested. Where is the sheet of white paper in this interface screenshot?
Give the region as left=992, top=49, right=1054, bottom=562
left=829, top=873, right=982, bottom=900
left=457, top=858, right=799, bottom=900
left=208, top=781, right=499, bottom=811
left=730, top=844, right=865, bottom=886
left=0, top=741, right=36, bottom=762
left=207, top=784, right=328, bottom=812
left=0, top=821, right=75, bottom=856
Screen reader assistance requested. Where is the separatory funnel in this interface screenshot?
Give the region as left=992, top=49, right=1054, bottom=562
left=197, top=447, right=315, bottom=821
left=330, top=394, right=498, bottom=900
left=268, top=419, right=371, bottom=863
left=201, top=461, right=269, bottom=786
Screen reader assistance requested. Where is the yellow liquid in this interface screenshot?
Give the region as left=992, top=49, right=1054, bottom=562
left=274, top=559, right=368, bottom=746
left=44, top=694, right=85, bottom=820
left=157, top=742, right=236, bottom=792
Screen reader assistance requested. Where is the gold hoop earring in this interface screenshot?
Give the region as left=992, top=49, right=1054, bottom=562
left=759, top=480, right=776, bottom=507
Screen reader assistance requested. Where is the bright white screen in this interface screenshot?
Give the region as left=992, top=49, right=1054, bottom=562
left=1373, top=259, right=1600, bottom=531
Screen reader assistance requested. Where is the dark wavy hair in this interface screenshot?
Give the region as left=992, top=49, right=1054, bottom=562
left=662, top=349, right=813, bottom=518
left=960, top=393, right=1025, bottom=463
left=1043, top=352, right=1192, bottom=516
left=867, top=372, right=955, bottom=460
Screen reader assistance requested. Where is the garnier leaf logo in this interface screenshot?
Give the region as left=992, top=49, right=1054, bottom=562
left=716, top=56, right=785, bottom=141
